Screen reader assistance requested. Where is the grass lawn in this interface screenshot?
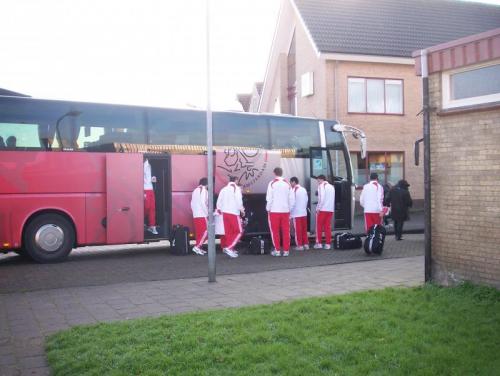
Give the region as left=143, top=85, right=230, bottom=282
left=46, top=283, right=500, bottom=376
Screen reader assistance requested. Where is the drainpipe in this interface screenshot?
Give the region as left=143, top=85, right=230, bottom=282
left=421, top=50, right=431, bottom=282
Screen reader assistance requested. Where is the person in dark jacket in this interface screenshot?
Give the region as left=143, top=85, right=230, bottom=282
left=386, top=180, right=413, bottom=240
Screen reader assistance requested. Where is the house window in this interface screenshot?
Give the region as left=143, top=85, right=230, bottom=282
left=301, top=72, right=314, bottom=97
left=442, top=61, right=500, bottom=109
left=348, top=77, right=403, bottom=114
left=351, top=151, right=404, bottom=187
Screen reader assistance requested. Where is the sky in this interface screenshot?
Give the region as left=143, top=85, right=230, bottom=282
left=0, top=0, right=499, bottom=111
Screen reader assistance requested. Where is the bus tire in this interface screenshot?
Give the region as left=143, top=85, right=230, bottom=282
left=23, top=213, right=75, bottom=263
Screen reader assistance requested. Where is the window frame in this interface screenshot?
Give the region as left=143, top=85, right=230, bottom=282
left=442, top=59, right=500, bottom=109
left=351, top=151, right=405, bottom=189
left=347, top=76, right=404, bottom=115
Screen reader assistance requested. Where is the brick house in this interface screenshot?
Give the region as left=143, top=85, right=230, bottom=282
left=249, top=0, right=500, bottom=204
left=413, top=28, right=500, bottom=288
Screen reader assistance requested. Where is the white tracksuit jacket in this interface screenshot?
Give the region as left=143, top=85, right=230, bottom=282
left=290, top=185, right=308, bottom=218
left=144, top=160, right=153, bottom=190
left=317, top=181, right=335, bottom=212
left=190, top=185, right=208, bottom=218
left=266, top=177, right=295, bottom=213
left=360, top=180, right=384, bottom=213
left=216, top=182, right=244, bottom=215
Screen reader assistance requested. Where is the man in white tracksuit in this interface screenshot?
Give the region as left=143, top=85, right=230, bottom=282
left=266, top=167, right=295, bottom=257
left=314, top=175, right=335, bottom=249
left=216, top=176, right=245, bottom=258
left=190, top=177, right=208, bottom=256
left=290, top=177, right=309, bottom=250
left=360, top=172, right=384, bottom=233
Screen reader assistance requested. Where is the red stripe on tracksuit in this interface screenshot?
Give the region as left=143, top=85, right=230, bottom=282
left=364, top=213, right=382, bottom=233
left=193, top=217, right=208, bottom=247
left=220, top=212, right=242, bottom=250
left=316, top=211, right=333, bottom=244
left=293, top=216, right=308, bottom=247
left=268, top=212, right=290, bottom=251
left=144, top=190, right=156, bottom=226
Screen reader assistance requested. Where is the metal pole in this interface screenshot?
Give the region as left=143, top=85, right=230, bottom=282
left=206, top=0, right=216, bottom=282
left=421, top=50, right=431, bottom=282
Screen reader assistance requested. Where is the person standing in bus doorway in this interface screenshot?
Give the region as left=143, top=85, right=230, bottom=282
left=386, top=179, right=413, bottom=240
left=313, top=175, right=335, bottom=250
left=216, top=176, right=245, bottom=258
left=360, top=172, right=384, bottom=233
left=290, top=177, right=309, bottom=250
left=190, top=177, right=208, bottom=255
left=266, top=167, right=295, bottom=257
left=144, top=158, right=158, bottom=235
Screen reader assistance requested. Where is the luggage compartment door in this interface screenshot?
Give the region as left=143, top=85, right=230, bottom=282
left=106, top=153, right=144, bottom=244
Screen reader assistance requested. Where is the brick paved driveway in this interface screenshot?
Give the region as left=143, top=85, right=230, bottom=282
left=0, top=234, right=423, bottom=294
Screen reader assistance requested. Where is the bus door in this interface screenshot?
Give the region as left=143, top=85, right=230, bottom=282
left=106, top=153, right=144, bottom=244
left=144, top=154, right=171, bottom=240
left=309, top=147, right=353, bottom=231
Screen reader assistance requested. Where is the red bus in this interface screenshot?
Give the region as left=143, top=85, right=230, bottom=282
left=0, top=96, right=365, bottom=262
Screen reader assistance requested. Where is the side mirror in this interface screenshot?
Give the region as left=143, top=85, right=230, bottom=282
left=360, top=137, right=367, bottom=160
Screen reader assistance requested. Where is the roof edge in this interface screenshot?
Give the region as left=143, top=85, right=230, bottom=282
left=290, top=0, right=320, bottom=57
left=320, top=52, right=414, bottom=65
left=413, top=27, right=500, bottom=58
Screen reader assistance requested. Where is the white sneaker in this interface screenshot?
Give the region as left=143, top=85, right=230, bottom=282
left=147, top=226, right=158, bottom=235
left=192, top=246, right=205, bottom=255
left=313, top=243, right=323, bottom=249
left=282, top=251, right=290, bottom=257
left=271, top=249, right=281, bottom=257
left=303, top=244, right=310, bottom=250
left=223, top=248, right=238, bottom=258
left=324, top=244, right=331, bottom=250
left=295, top=246, right=304, bottom=251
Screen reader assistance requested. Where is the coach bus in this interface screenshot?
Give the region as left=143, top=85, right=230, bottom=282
left=0, top=95, right=366, bottom=262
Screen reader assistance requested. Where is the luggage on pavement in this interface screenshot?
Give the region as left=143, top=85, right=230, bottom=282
left=247, top=236, right=271, bottom=255
left=170, top=225, right=190, bottom=255
left=333, top=232, right=363, bottom=250
left=364, top=224, right=386, bottom=255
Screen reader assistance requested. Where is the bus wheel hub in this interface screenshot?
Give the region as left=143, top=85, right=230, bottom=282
left=35, top=224, right=64, bottom=252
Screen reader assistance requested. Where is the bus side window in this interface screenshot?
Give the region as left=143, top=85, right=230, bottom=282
left=0, top=122, right=41, bottom=150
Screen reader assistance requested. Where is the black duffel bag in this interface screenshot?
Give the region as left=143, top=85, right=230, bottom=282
left=247, top=236, right=271, bottom=255
left=333, top=232, right=363, bottom=250
left=364, top=224, right=386, bottom=255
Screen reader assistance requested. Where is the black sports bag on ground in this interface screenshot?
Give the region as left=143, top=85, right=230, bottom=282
left=364, top=224, right=386, bottom=255
left=170, top=225, right=190, bottom=255
left=247, top=236, right=271, bottom=255
left=334, top=232, right=363, bottom=250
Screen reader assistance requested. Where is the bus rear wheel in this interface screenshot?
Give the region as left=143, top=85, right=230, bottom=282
left=23, top=214, right=75, bottom=263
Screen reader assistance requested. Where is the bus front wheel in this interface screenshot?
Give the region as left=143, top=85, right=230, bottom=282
left=23, top=214, right=75, bottom=263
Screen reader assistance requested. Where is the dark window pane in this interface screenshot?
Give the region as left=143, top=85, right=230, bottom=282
left=269, top=117, right=319, bottom=156
left=213, top=112, right=270, bottom=148
left=452, top=64, right=500, bottom=100
left=74, top=103, right=145, bottom=150
left=351, top=152, right=368, bottom=186
left=324, top=121, right=344, bottom=148
left=148, top=108, right=205, bottom=146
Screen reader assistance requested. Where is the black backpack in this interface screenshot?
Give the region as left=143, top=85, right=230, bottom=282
left=364, top=224, right=386, bottom=255
left=247, top=236, right=271, bottom=255
left=333, top=232, right=363, bottom=250
left=170, top=225, right=190, bottom=255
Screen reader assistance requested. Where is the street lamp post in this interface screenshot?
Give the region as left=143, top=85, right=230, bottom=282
left=206, top=0, right=216, bottom=282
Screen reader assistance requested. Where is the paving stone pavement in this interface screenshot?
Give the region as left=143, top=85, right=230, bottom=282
left=0, top=255, right=424, bottom=376
left=0, top=233, right=423, bottom=294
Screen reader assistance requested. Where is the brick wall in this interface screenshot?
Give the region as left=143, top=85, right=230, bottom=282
left=429, top=73, right=500, bottom=288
